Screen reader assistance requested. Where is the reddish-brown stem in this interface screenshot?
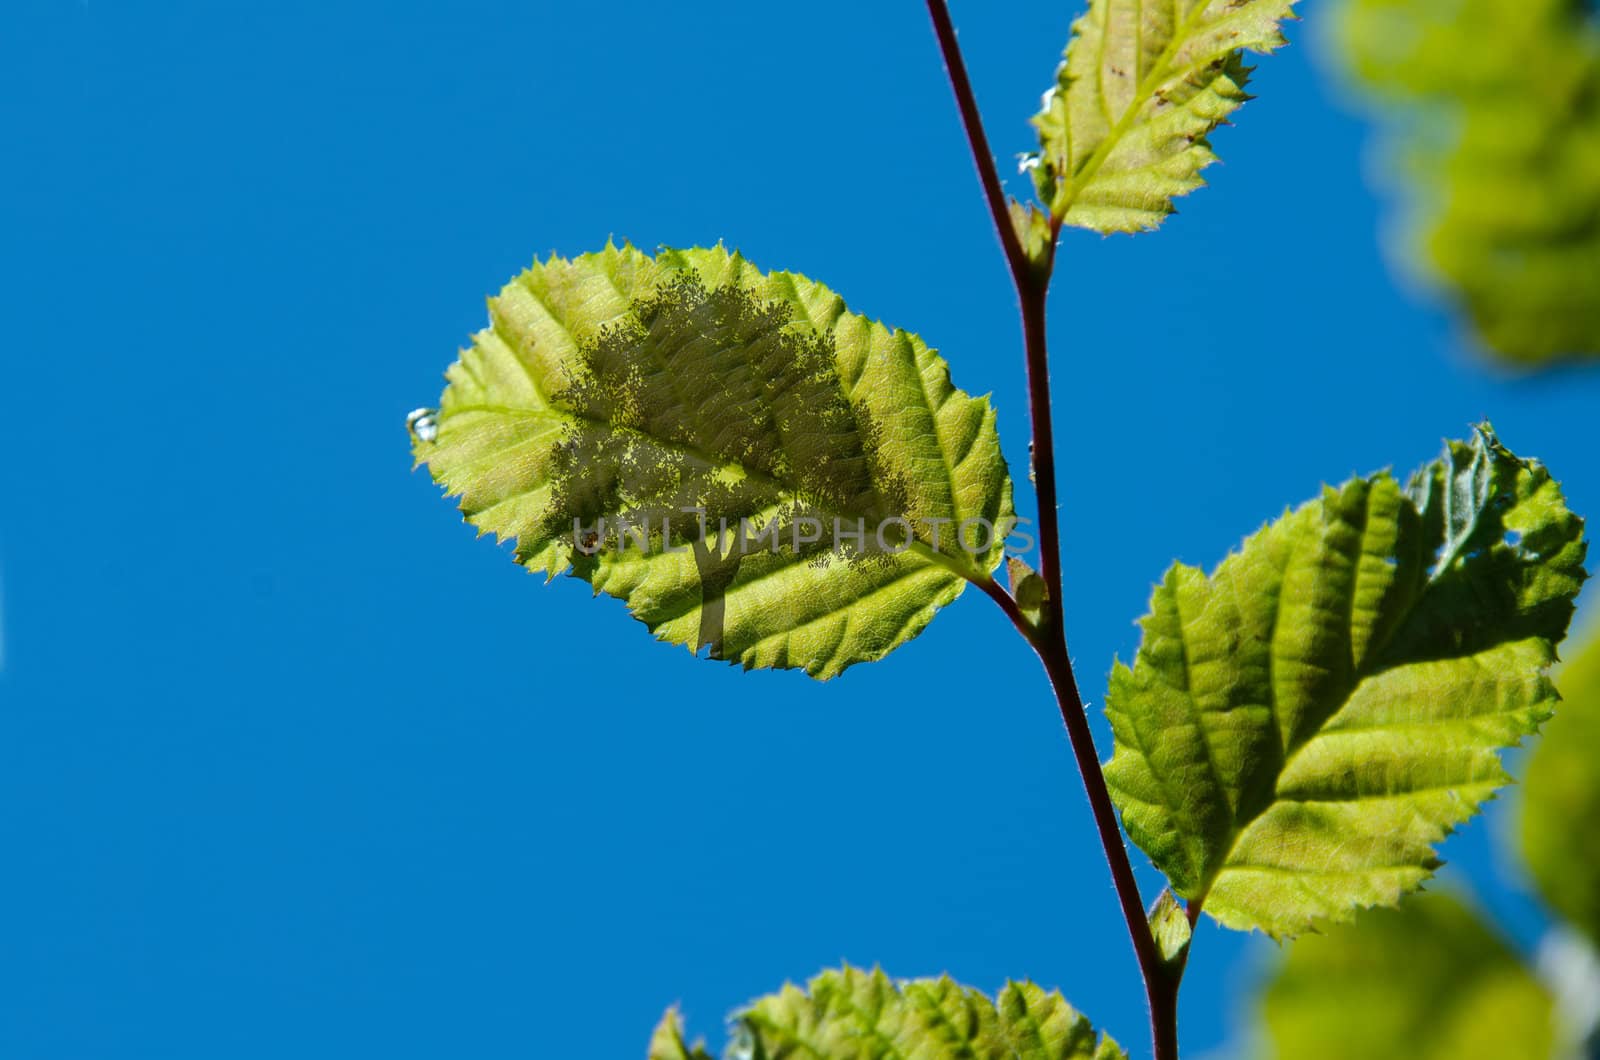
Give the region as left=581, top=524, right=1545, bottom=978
left=972, top=574, right=1034, bottom=639
left=924, top=3, right=1185, bottom=1057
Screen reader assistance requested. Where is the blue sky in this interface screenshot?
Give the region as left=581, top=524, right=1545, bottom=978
left=3, top=1, right=1598, bottom=1057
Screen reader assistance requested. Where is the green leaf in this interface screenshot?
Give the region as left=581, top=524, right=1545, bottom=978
left=1029, top=0, right=1300, bottom=233
left=1007, top=198, right=1056, bottom=276
left=1147, top=890, right=1192, bottom=969
left=1008, top=555, right=1049, bottom=628
left=1259, top=892, right=1557, bottom=1060
left=649, top=1009, right=715, bottom=1060
left=1335, top=0, right=1600, bottom=365
left=662, top=965, right=1124, bottom=1059
left=1521, top=625, right=1600, bottom=949
left=413, top=244, right=1013, bottom=680
left=1104, top=427, right=1587, bottom=937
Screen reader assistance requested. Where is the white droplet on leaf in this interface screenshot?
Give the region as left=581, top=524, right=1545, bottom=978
left=407, top=407, right=439, bottom=444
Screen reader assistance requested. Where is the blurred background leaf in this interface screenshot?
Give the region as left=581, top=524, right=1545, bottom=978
left=1522, top=628, right=1600, bottom=952
left=1333, top=0, right=1600, bottom=367
left=1258, top=891, right=1557, bottom=1060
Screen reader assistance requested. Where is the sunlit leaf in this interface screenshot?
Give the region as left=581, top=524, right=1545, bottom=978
left=650, top=1009, right=715, bottom=1060
left=1105, top=427, right=1586, bottom=936
left=656, top=965, right=1124, bottom=1059
left=1029, top=0, right=1300, bottom=233
left=414, top=244, right=1013, bottom=680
